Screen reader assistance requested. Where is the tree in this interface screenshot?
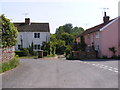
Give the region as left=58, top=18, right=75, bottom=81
left=41, top=41, right=50, bottom=54
left=0, top=17, right=2, bottom=48
left=55, top=23, right=73, bottom=34
left=56, top=32, right=74, bottom=45
left=63, top=23, right=73, bottom=34
left=1, top=14, right=18, bottom=47
left=49, top=34, right=57, bottom=55
left=65, top=45, right=71, bottom=56
left=56, top=39, right=65, bottom=54
left=28, top=42, right=34, bottom=55
left=53, top=23, right=84, bottom=55
left=72, top=27, right=84, bottom=36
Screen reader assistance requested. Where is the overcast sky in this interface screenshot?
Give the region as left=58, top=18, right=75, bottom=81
left=0, top=0, right=119, bottom=33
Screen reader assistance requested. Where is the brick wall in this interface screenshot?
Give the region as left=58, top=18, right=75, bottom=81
left=72, top=51, right=96, bottom=59
left=0, top=46, right=15, bottom=63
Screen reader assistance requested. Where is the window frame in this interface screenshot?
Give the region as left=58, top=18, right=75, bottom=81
left=95, top=32, right=99, bottom=38
left=34, top=44, right=41, bottom=50
left=34, top=33, right=40, bottom=38
left=87, top=34, right=90, bottom=39
left=18, top=44, right=22, bottom=50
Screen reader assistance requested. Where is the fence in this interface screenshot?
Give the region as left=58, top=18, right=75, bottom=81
left=0, top=46, right=15, bottom=63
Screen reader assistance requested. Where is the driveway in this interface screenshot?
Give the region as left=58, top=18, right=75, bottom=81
left=2, top=58, right=119, bottom=88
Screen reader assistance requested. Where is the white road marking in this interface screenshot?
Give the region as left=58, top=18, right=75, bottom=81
left=113, top=68, right=118, bottom=70
left=114, top=70, right=118, bottom=73
left=81, top=61, right=118, bottom=73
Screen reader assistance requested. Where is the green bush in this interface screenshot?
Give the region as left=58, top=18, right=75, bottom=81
left=20, top=48, right=29, bottom=56
left=15, top=48, right=29, bottom=57
left=111, top=55, right=120, bottom=59
left=9, top=57, right=19, bottom=69
left=66, top=54, right=79, bottom=60
left=102, top=55, right=108, bottom=59
left=15, top=51, right=24, bottom=57
left=43, top=50, right=48, bottom=56
left=2, top=62, right=11, bottom=72
left=1, top=56, right=19, bottom=73
left=65, top=48, right=71, bottom=57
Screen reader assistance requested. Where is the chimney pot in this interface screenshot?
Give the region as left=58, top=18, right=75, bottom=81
left=104, top=12, right=106, bottom=16
left=103, top=12, right=110, bottom=23
left=25, top=18, right=30, bottom=24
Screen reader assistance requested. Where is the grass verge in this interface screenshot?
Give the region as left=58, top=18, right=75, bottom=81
left=44, top=54, right=56, bottom=58
left=0, top=56, right=19, bottom=73
left=19, top=56, right=38, bottom=59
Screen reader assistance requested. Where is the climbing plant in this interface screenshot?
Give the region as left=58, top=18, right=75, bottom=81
left=80, top=36, right=87, bottom=51
left=109, top=47, right=117, bottom=57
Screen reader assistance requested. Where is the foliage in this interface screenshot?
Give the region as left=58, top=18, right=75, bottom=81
left=56, top=39, right=65, bottom=54
left=66, top=54, right=79, bottom=60
left=56, top=32, right=74, bottom=45
left=20, top=48, right=29, bottom=56
left=72, top=42, right=81, bottom=51
left=28, top=42, right=36, bottom=55
left=15, top=51, right=24, bottom=57
left=15, top=48, right=29, bottom=57
left=102, top=55, right=108, bottom=59
left=1, top=56, right=19, bottom=73
left=0, top=17, right=2, bottom=48
left=109, top=47, right=117, bottom=56
left=41, top=41, right=50, bottom=54
left=43, top=50, right=48, bottom=56
left=56, top=23, right=73, bottom=34
left=80, top=36, right=87, bottom=51
left=49, top=34, right=57, bottom=55
left=49, top=23, right=84, bottom=55
left=65, top=45, right=71, bottom=56
left=1, top=14, right=18, bottom=47
left=56, top=23, right=84, bottom=36
left=71, top=27, right=84, bottom=36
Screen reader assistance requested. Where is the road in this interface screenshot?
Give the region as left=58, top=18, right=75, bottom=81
left=2, top=58, right=119, bottom=88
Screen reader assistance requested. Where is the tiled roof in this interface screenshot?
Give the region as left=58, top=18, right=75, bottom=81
left=14, top=23, right=50, bottom=32
left=80, top=19, right=114, bottom=36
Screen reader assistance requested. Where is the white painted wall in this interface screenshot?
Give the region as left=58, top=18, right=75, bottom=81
left=15, top=32, right=50, bottom=51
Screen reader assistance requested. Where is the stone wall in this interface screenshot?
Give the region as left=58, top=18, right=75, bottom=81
left=0, top=46, right=15, bottom=63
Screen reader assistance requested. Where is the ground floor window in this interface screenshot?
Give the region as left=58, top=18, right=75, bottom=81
left=34, top=44, right=40, bottom=50
left=95, top=45, right=99, bottom=51
left=18, top=44, right=22, bottom=49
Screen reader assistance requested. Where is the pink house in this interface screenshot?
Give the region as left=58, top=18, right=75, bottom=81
left=76, top=12, right=120, bottom=58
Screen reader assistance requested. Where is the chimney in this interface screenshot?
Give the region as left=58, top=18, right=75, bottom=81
left=25, top=18, right=30, bottom=25
left=103, top=12, right=110, bottom=23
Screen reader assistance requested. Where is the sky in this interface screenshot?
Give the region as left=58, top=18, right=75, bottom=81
left=0, top=0, right=119, bottom=33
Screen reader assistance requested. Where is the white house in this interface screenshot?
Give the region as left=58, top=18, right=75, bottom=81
left=14, top=18, right=50, bottom=51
